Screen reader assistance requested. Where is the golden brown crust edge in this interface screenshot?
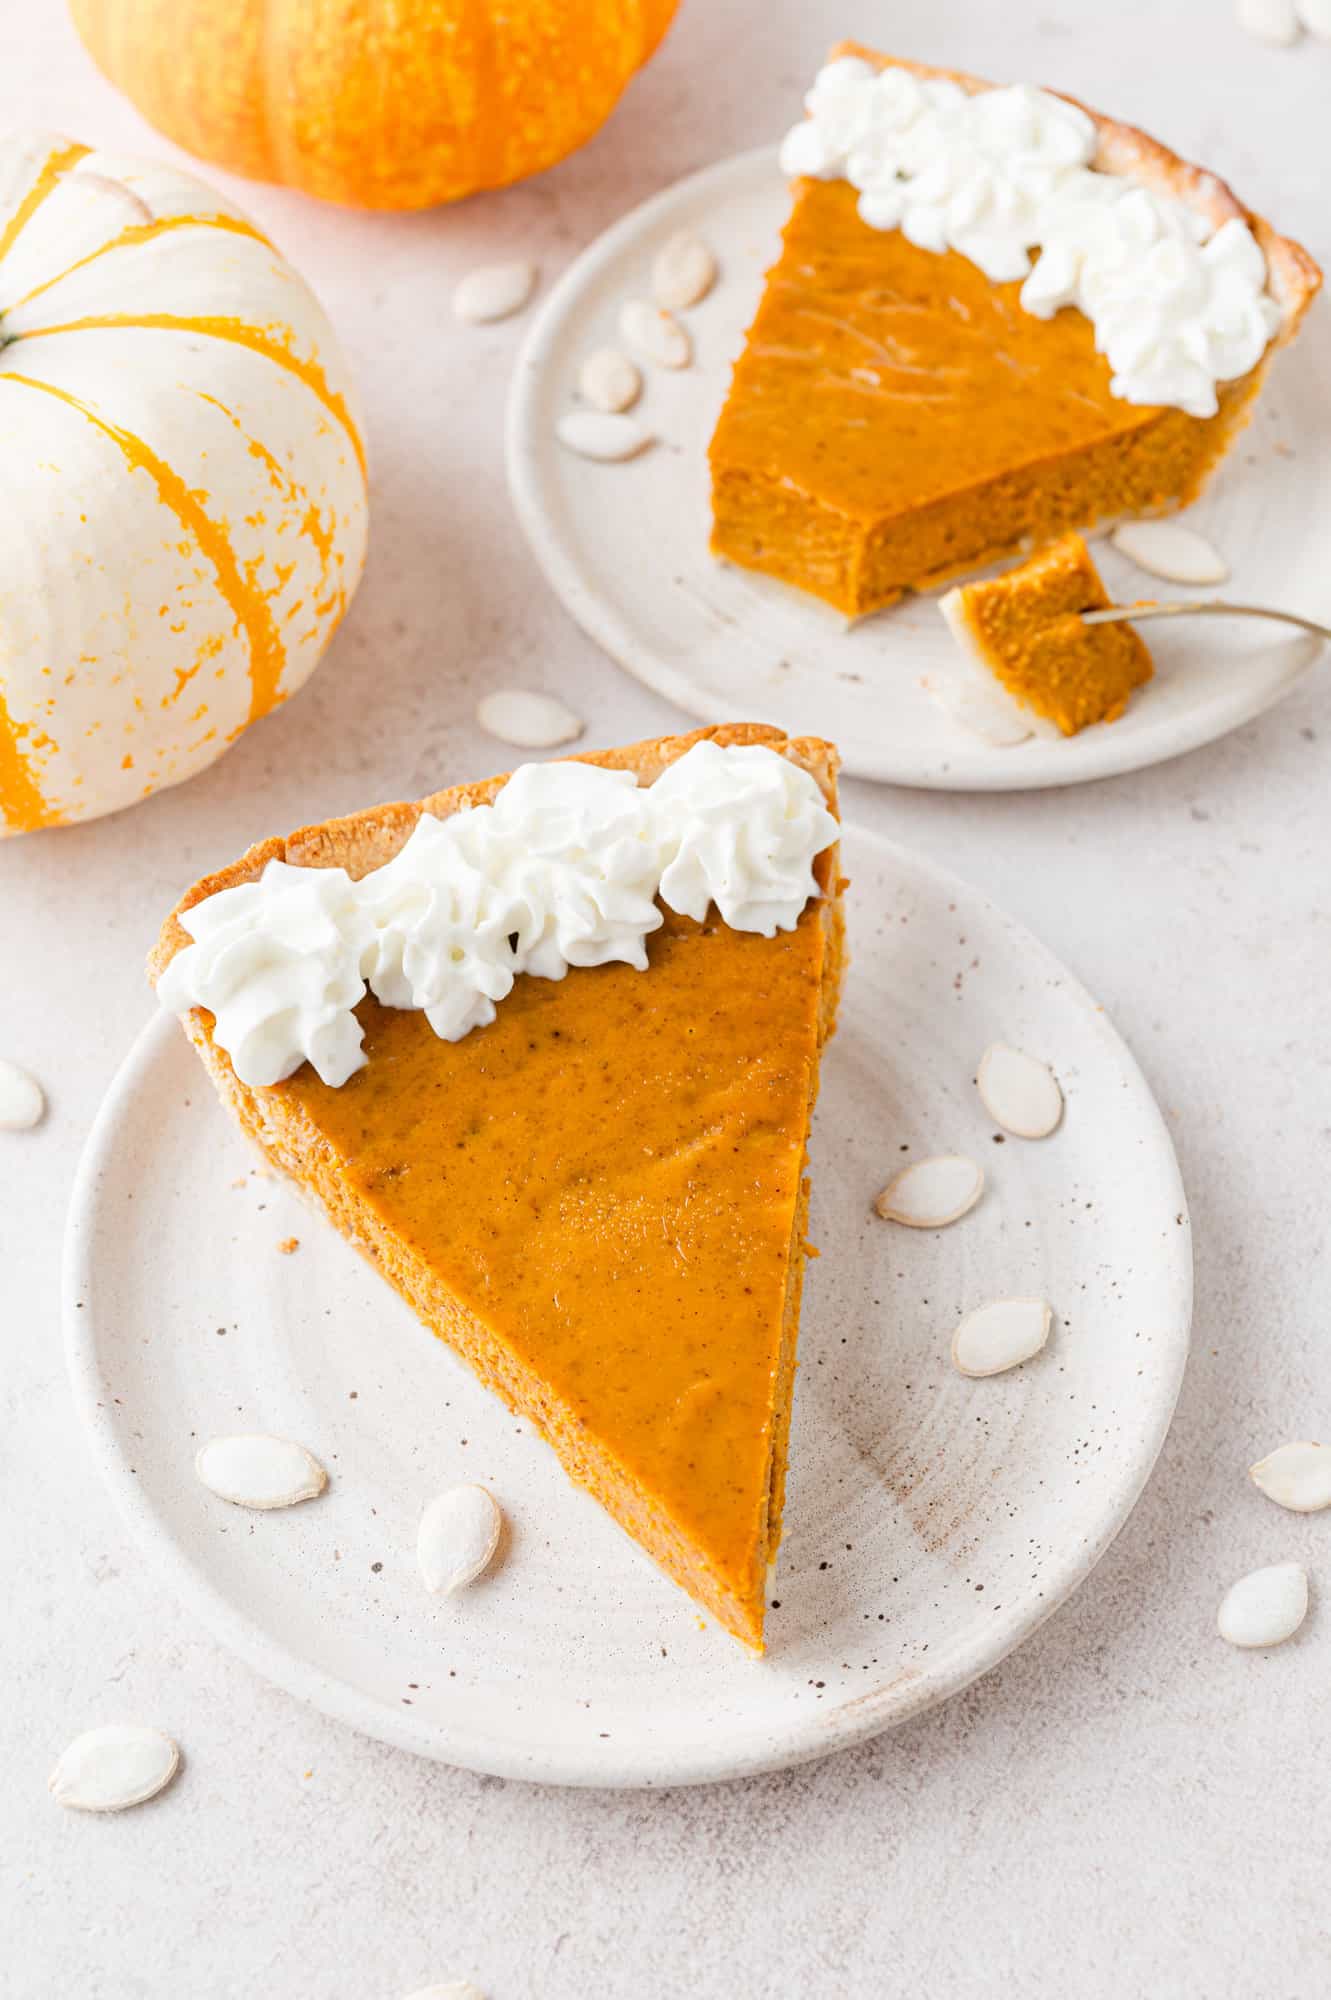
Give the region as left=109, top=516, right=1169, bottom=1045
left=148, top=722, right=842, bottom=986
left=829, top=41, right=1322, bottom=346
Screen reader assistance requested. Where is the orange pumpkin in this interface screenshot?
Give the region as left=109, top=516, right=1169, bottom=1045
left=68, top=0, right=680, bottom=211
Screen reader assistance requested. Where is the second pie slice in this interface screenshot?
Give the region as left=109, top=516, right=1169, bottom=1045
left=710, top=44, right=1321, bottom=619
left=150, top=725, right=844, bottom=1650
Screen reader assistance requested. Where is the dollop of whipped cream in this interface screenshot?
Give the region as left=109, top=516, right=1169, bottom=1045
left=651, top=740, right=834, bottom=933
left=158, top=744, right=839, bottom=1089
left=155, top=861, right=376, bottom=1089
left=778, top=57, right=1281, bottom=417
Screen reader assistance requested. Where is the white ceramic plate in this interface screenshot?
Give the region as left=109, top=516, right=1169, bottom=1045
left=506, top=147, right=1328, bottom=790
left=64, top=827, right=1191, bottom=1787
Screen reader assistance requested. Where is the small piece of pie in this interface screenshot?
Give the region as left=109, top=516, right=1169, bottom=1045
left=150, top=725, right=844, bottom=1651
left=939, top=533, right=1153, bottom=739
left=709, top=45, right=1320, bottom=619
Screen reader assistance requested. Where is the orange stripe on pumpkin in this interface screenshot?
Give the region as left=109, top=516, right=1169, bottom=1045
left=0, top=140, right=90, bottom=265
left=192, top=388, right=347, bottom=622
left=18, top=311, right=366, bottom=478
left=0, top=683, right=58, bottom=834
left=5, top=211, right=271, bottom=314
left=6, top=373, right=287, bottom=728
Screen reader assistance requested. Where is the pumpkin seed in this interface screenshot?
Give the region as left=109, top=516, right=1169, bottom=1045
left=952, top=1298, right=1053, bottom=1377
left=49, top=1725, right=180, bottom=1813
left=1218, top=1562, right=1308, bottom=1646
left=555, top=411, right=654, bottom=462
left=578, top=346, right=642, bottom=413
left=1250, top=1441, right=1331, bottom=1512
left=195, top=1434, right=327, bottom=1509
left=652, top=231, right=717, bottom=310
left=618, top=299, right=692, bottom=369
left=875, top=1155, right=983, bottom=1228
left=0, top=1058, right=44, bottom=1130
left=976, top=1042, right=1063, bottom=1139
left=453, top=260, right=537, bottom=324
left=1110, top=520, right=1229, bottom=584
left=418, top=1484, right=503, bottom=1594
left=475, top=690, right=584, bottom=750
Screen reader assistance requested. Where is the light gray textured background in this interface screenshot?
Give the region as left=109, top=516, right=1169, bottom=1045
left=3, top=3, right=1328, bottom=1995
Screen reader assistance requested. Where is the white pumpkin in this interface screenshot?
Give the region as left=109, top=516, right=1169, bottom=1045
left=0, top=134, right=368, bottom=836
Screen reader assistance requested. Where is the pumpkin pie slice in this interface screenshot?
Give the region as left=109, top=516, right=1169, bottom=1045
left=710, top=45, right=1320, bottom=619
left=938, top=533, right=1153, bottom=738
left=149, top=724, right=844, bottom=1650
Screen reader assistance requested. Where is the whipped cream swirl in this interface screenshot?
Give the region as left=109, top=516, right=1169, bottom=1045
left=158, top=744, right=838, bottom=1089
left=156, top=861, right=376, bottom=1089
left=652, top=740, right=834, bottom=933
left=779, top=57, right=1281, bottom=417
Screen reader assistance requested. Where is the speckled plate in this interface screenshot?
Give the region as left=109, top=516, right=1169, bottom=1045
left=64, top=827, right=1190, bottom=1787
left=506, top=145, right=1328, bottom=790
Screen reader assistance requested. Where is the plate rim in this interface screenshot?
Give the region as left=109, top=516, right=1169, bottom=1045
left=504, top=142, right=1323, bottom=793
left=62, top=826, right=1193, bottom=1788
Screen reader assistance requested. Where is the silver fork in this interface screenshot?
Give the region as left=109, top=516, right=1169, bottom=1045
left=1082, top=601, right=1331, bottom=643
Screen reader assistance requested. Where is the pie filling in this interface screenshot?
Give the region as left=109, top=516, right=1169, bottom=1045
left=938, top=533, right=1154, bottom=738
